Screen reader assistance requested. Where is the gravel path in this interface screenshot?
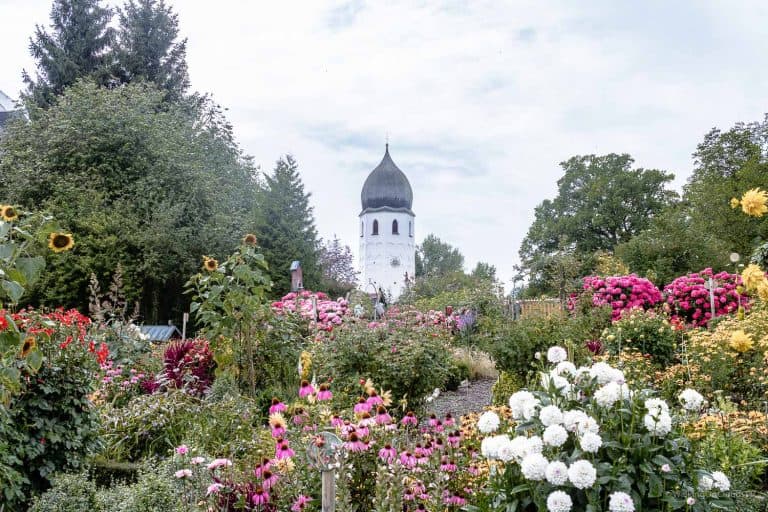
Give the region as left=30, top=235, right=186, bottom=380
left=426, top=377, right=496, bottom=419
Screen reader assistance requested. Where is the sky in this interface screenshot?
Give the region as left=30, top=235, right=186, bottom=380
left=2, top=0, right=768, bottom=287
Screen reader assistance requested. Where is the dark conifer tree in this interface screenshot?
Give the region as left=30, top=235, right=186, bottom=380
left=23, top=0, right=115, bottom=108
left=116, top=0, right=190, bottom=101
left=255, top=155, right=320, bottom=296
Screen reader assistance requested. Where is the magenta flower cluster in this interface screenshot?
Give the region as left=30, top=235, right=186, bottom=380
left=581, top=275, right=662, bottom=320
left=662, top=268, right=748, bottom=327
left=272, top=291, right=350, bottom=331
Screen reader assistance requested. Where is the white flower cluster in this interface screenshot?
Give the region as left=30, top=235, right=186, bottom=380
left=678, top=388, right=704, bottom=412
left=477, top=411, right=501, bottom=433
left=482, top=434, right=543, bottom=463
left=643, top=398, right=672, bottom=437
left=508, top=390, right=540, bottom=420
left=699, top=471, right=730, bottom=492
left=608, top=491, right=635, bottom=512
left=594, top=381, right=631, bottom=407
left=547, top=345, right=568, bottom=363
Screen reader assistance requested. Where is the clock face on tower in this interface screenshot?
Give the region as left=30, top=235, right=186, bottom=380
left=390, top=257, right=401, bottom=268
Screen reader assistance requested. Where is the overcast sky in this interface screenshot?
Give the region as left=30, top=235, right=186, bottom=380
left=2, top=1, right=768, bottom=286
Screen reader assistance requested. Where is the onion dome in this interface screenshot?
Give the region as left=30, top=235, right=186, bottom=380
left=360, top=145, right=413, bottom=213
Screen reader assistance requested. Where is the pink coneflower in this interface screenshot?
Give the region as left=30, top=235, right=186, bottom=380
left=175, top=444, right=189, bottom=455
left=341, top=421, right=355, bottom=436
left=252, top=487, right=270, bottom=506
left=428, top=414, right=439, bottom=427
left=253, top=458, right=272, bottom=478
left=444, top=413, right=455, bottom=426
left=355, top=425, right=370, bottom=438
left=433, top=438, right=445, bottom=451
left=374, top=405, right=392, bottom=425
left=414, top=443, right=433, bottom=457
left=447, top=431, right=461, bottom=447
left=207, top=458, right=233, bottom=470
left=378, top=443, right=397, bottom=463
left=353, top=397, right=371, bottom=414
left=440, top=457, right=457, bottom=472
left=399, top=450, right=417, bottom=468
left=261, top=469, right=279, bottom=489
left=416, top=453, right=429, bottom=465
left=410, top=481, right=426, bottom=495
left=344, top=432, right=369, bottom=452
left=291, top=495, right=312, bottom=511
left=366, top=390, right=383, bottom=406
left=275, top=439, right=295, bottom=459
left=269, top=397, right=287, bottom=414
left=269, top=413, right=287, bottom=438
left=317, top=383, right=333, bottom=401
left=443, top=493, right=466, bottom=506
left=292, top=406, right=308, bottom=426
left=206, top=483, right=224, bottom=495
left=431, top=419, right=444, bottom=433
left=191, top=456, right=206, bottom=465
left=298, top=380, right=315, bottom=398
left=401, top=411, right=418, bottom=426
left=330, top=415, right=344, bottom=427
left=468, top=464, right=480, bottom=476
left=403, top=492, right=415, bottom=502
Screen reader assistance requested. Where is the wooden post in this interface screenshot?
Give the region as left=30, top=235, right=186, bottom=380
left=708, top=277, right=717, bottom=325
left=181, top=312, right=188, bottom=341
left=321, top=470, right=335, bottom=512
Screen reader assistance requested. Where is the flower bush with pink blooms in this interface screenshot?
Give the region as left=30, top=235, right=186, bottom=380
left=578, top=275, right=663, bottom=321
left=169, top=378, right=481, bottom=511
left=663, top=268, right=748, bottom=327
left=272, top=291, right=350, bottom=332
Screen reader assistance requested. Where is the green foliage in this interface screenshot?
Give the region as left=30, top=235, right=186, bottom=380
left=115, top=0, right=190, bottom=101
left=314, top=321, right=452, bottom=410
left=23, top=0, right=115, bottom=108
left=317, top=235, right=359, bottom=297
left=491, top=371, right=523, bottom=406
left=28, top=472, right=99, bottom=512
left=444, top=357, right=470, bottom=391
left=683, top=116, right=768, bottom=260
left=0, top=81, right=258, bottom=322
left=255, top=155, right=321, bottom=297
left=601, top=308, right=678, bottom=365
left=615, top=207, right=729, bottom=285
left=693, top=429, right=767, bottom=491
left=520, top=153, right=677, bottom=294
left=1, top=323, right=102, bottom=509
left=415, top=233, right=465, bottom=277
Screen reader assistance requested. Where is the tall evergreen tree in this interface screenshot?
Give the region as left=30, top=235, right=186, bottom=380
left=23, top=0, right=115, bottom=108
left=116, top=0, right=190, bottom=101
left=255, top=155, right=320, bottom=296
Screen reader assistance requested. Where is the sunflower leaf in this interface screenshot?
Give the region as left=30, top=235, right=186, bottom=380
left=16, top=256, right=46, bottom=286
left=1, top=279, right=25, bottom=303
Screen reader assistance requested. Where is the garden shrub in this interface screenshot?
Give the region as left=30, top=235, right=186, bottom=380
left=692, top=428, right=767, bottom=490
left=663, top=268, right=747, bottom=327
left=1, top=310, right=103, bottom=509
left=28, top=472, right=99, bottom=512
left=577, top=274, right=662, bottom=320
left=313, top=320, right=452, bottom=410
left=444, top=357, right=471, bottom=391
left=491, top=370, right=523, bottom=405
left=601, top=308, right=678, bottom=364
left=484, top=313, right=566, bottom=379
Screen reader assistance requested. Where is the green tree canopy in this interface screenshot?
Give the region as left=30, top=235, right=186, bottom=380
left=415, top=233, right=465, bottom=278
left=115, top=0, right=190, bottom=101
left=520, top=154, right=677, bottom=291
left=23, top=0, right=115, bottom=108
left=0, top=81, right=257, bottom=322
left=683, top=116, right=768, bottom=259
left=254, top=155, right=320, bottom=296
left=471, top=261, right=497, bottom=282
left=317, top=235, right=359, bottom=298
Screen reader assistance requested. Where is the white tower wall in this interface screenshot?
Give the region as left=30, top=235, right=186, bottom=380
left=359, top=210, right=415, bottom=300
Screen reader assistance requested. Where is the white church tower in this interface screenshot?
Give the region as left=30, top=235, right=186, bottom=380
left=359, top=145, right=415, bottom=300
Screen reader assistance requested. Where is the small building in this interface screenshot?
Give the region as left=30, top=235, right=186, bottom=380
left=291, top=260, right=303, bottom=291
left=0, top=90, right=19, bottom=133
left=140, top=325, right=182, bottom=343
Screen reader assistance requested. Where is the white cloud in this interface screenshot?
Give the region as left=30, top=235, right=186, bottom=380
left=2, top=0, right=767, bottom=286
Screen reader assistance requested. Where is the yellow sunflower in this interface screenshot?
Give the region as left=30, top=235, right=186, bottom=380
left=20, top=336, right=36, bottom=358
left=202, top=256, right=218, bottom=272
left=730, top=197, right=740, bottom=209
left=729, top=330, right=754, bottom=353
left=242, top=233, right=258, bottom=246
left=740, top=188, right=768, bottom=217
left=0, top=205, right=19, bottom=222
left=741, top=264, right=766, bottom=291
left=48, top=232, right=74, bottom=253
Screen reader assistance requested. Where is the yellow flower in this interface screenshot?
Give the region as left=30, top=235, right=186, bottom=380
left=0, top=205, right=19, bottom=222
left=758, top=280, right=768, bottom=303
left=242, top=233, right=258, bottom=246
left=20, top=336, right=36, bottom=357
left=730, top=197, right=740, bottom=209
left=48, top=232, right=74, bottom=253
left=741, top=264, right=766, bottom=291
left=740, top=188, right=768, bottom=217
left=729, top=330, right=754, bottom=353
left=299, top=350, right=312, bottom=379
left=202, top=256, right=218, bottom=272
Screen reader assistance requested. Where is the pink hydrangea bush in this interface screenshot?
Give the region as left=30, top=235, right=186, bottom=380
left=579, top=275, right=663, bottom=321
left=272, top=290, right=350, bottom=331
left=663, top=268, right=748, bottom=328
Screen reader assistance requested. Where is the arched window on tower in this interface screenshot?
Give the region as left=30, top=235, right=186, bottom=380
left=409, top=221, right=413, bottom=237
left=372, top=219, right=379, bottom=235
left=392, top=219, right=399, bottom=235
left=360, top=220, right=364, bottom=237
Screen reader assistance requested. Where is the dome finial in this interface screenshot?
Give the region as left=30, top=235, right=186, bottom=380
left=385, top=133, right=389, bottom=154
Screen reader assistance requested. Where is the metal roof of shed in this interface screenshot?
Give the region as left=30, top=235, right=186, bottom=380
left=139, top=325, right=182, bottom=341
